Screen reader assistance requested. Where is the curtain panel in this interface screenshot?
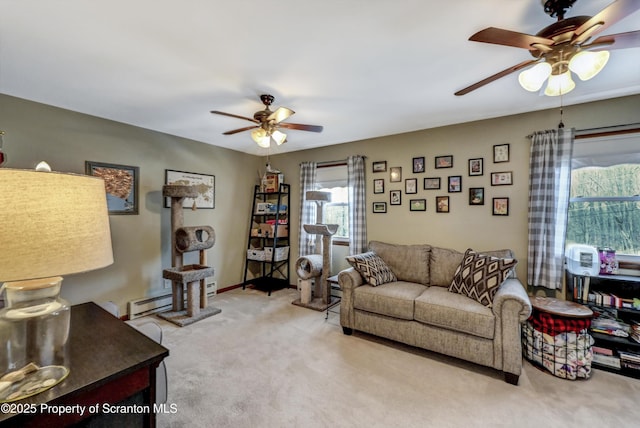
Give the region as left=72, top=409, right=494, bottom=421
left=527, top=128, right=574, bottom=290
left=347, top=155, right=367, bottom=255
left=298, top=162, right=317, bottom=257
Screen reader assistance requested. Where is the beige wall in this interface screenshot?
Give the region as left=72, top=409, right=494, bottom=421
left=0, top=94, right=262, bottom=314
left=2, top=93, right=638, bottom=310
left=270, top=95, right=640, bottom=291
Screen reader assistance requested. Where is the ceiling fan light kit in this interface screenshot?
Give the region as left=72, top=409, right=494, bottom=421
left=211, top=94, right=323, bottom=148
left=568, top=50, right=610, bottom=80
left=544, top=70, right=577, bottom=96
left=456, top=0, right=639, bottom=97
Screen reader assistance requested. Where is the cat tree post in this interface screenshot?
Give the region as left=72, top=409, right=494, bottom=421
left=159, top=185, right=221, bottom=326
left=292, top=191, right=338, bottom=311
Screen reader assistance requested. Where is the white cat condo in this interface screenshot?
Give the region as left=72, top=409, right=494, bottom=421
left=159, top=184, right=221, bottom=326
left=293, top=191, right=339, bottom=311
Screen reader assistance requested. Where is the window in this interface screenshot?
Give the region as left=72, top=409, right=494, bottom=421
left=316, top=164, right=349, bottom=242
left=566, top=131, right=640, bottom=261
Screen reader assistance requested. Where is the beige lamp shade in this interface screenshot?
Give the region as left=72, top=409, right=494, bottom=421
left=0, top=169, right=114, bottom=282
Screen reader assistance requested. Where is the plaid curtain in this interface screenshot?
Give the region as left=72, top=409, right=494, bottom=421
left=348, top=155, right=367, bottom=254
left=298, top=162, right=317, bottom=257
left=527, top=128, right=574, bottom=289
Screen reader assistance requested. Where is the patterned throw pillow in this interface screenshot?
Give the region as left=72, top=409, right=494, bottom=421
left=346, top=251, right=397, bottom=286
left=448, top=249, right=517, bottom=307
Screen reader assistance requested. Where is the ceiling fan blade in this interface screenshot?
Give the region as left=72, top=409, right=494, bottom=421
left=210, top=110, right=259, bottom=124
left=586, top=30, right=640, bottom=50
left=469, top=27, right=554, bottom=50
left=278, top=122, right=324, bottom=133
left=454, top=59, right=538, bottom=96
left=573, top=0, right=640, bottom=45
left=268, top=107, right=295, bottom=124
left=222, top=125, right=259, bottom=135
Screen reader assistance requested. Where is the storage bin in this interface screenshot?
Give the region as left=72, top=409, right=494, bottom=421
left=265, top=246, right=289, bottom=262
left=247, top=249, right=265, bottom=261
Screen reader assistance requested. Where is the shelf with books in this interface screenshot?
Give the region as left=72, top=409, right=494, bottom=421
left=567, top=270, right=640, bottom=380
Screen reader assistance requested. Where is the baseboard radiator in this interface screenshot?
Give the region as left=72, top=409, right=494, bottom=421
left=128, top=282, right=217, bottom=320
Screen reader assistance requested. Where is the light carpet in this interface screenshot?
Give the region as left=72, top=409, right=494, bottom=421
left=132, top=288, right=640, bottom=428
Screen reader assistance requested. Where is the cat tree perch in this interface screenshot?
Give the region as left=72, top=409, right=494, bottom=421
left=293, top=191, right=339, bottom=311
left=159, top=184, right=221, bottom=327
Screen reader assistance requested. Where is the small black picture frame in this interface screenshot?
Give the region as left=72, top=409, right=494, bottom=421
left=435, top=155, right=453, bottom=169
left=390, top=167, right=402, bottom=182
left=410, top=199, right=426, bottom=211
left=468, top=158, right=483, bottom=176
left=469, top=187, right=484, bottom=205
left=413, top=156, right=425, bottom=173
left=405, top=178, right=418, bottom=194
left=373, top=202, right=387, bottom=213
left=448, top=176, right=462, bottom=193
left=493, top=197, right=509, bottom=216
left=373, top=178, right=385, bottom=194
left=424, top=177, right=441, bottom=190
left=493, top=144, right=510, bottom=163
left=373, top=161, right=387, bottom=173
left=436, top=196, right=450, bottom=213
left=390, top=190, right=401, bottom=205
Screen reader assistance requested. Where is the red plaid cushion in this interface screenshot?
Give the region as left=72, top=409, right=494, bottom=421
left=529, top=310, right=591, bottom=335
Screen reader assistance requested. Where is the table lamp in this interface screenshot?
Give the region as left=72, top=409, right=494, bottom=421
left=0, top=166, right=114, bottom=402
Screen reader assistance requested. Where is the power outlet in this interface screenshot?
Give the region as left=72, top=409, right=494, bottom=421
left=163, top=279, right=172, bottom=289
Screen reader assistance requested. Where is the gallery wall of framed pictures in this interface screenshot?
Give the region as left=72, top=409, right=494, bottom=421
left=370, top=142, right=514, bottom=216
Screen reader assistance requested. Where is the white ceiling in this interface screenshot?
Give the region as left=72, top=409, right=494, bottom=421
left=1, top=0, right=639, bottom=156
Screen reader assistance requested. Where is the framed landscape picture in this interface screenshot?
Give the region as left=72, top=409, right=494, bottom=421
left=435, top=155, right=453, bottom=169
left=410, top=199, right=426, bottom=211
left=372, top=161, right=387, bottom=173
left=424, top=177, right=441, bottom=190
left=373, top=202, right=387, bottom=213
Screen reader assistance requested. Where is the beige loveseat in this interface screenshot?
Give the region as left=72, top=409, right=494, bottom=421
left=338, top=241, right=532, bottom=384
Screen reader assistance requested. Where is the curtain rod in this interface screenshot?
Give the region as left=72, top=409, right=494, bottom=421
left=317, top=159, right=347, bottom=168
left=300, top=156, right=368, bottom=167
left=527, top=123, right=640, bottom=139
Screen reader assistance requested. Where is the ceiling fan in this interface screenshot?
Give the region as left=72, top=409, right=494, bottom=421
left=211, top=94, right=323, bottom=148
left=455, top=0, right=640, bottom=96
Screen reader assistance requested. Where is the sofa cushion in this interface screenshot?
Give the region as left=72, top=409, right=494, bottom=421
left=414, top=286, right=495, bottom=339
left=354, top=281, right=427, bottom=320
left=368, top=241, right=431, bottom=285
left=448, top=249, right=517, bottom=308
left=346, top=251, right=397, bottom=286
left=429, top=247, right=464, bottom=286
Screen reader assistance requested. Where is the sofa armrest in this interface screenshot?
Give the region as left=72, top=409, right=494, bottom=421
left=492, top=278, right=532, bottom=323
left=338, top=267, right=364, bottom=330
left=491, top=278, right=532, bottom=380
left=338, top=267, right=364, bottom=291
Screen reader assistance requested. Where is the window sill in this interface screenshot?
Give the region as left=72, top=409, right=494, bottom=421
left=332, top=238, right=349, bottom=247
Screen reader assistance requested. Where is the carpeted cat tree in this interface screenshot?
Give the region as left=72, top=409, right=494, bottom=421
left=292, top=191, right=339, bottom=311
left=159, top=184, right=221, bottom=326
